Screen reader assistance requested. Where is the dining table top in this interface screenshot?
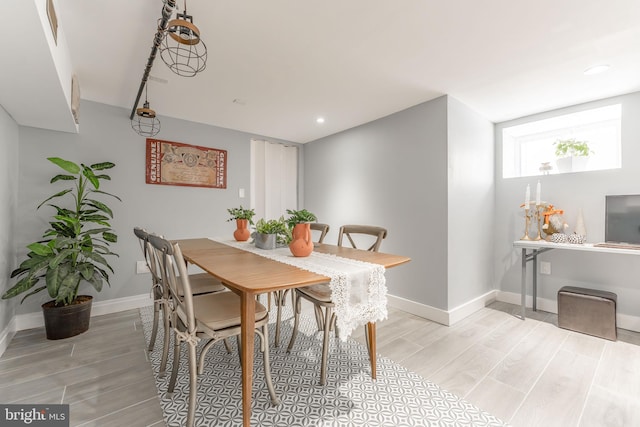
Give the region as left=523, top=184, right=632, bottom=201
left=177, top=237, right=411, bottom=294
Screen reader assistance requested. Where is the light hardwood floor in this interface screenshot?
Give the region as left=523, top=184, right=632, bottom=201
left=1, top=301, right=639, bottom=426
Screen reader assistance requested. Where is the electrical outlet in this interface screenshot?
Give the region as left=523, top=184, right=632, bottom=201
left=136, top=261, right=150, bottom=274
left=540, top=261, right=551, bottom=275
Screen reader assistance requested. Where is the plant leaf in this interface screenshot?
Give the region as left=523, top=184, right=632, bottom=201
left=87, top=270, right=104, bottom=292
left=82, top=167, right=100, bottom=189
left=27, top=242, right=53, bottom=256
left=48, top=157, right=80, bottom=174
left=56, top=271, right=81, bottom=304
left=1, top=276, right=39, bottom=300
left=50, top=174, right=77, bottom=184
left=19, top=285, right=47, bottom=304
left=82, top=251, right=114, bottom=272
left=85, top=199, right=113, bottom=217
left=102, top=232, right=117, bottom=243
left=90, top=162, right=115, bottom=171
left=90, top=189, right=122, bottom=202
left=37, top=189, right=73, bottom=210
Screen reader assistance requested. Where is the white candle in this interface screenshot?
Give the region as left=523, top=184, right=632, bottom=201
left=536, top=181, right=541, bottom=206
left=525, top=184, right=530, bottom=210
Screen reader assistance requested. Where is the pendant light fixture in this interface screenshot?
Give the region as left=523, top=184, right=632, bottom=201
left=160, top=0, right=207, bottom=77
left=131, top=84, right=161, bottom=137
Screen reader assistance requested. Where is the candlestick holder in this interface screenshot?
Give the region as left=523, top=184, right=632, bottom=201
left=534, top=205, right=543, bottom=240
left=521, top=208, right=532, bottom=240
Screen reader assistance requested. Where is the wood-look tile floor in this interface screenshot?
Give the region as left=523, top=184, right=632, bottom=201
left=2, top=301, right=639, bottom=427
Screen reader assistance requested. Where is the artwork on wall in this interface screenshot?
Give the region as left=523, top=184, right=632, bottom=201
left=145, top=138, right=227, bottom=189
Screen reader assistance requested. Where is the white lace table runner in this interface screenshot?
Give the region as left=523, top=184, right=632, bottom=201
left=211, top=237, right=387, bottom=341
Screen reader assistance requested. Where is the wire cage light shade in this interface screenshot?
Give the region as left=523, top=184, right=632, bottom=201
left=131, top=101, right=161, bottom=137
left=160, top=11, right=207, bottom=77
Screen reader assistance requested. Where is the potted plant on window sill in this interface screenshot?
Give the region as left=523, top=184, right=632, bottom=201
left=2, top=158, right=120, bottom=340
left=553, top=138, right=593, bottom=173
left=227, top=206, right=255, bottom=241
left=254, top=217, right=288, bottom=250
left=285, top=209, right=317, bottom=257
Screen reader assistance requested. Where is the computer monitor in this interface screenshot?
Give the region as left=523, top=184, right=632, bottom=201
left=605, top=194, right=640, bottom=245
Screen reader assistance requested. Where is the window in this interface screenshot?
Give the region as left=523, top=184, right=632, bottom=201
left=502, top=104, right=621, bottom=178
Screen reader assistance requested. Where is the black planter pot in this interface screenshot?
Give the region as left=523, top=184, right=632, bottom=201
left=41, top=295, right=93, bottom=340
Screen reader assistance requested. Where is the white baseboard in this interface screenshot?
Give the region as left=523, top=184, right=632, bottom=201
left=387, top=290, right=498, bottom=326
left=13, top=293, right=154, bottom=332
left=496, top=290, right=640, bottom=333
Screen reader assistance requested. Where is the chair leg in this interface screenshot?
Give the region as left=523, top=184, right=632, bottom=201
left=286, top=291, right=302, bottom=353
left=259, top=324, right=281, bottom=405
left=198, top=338, right=222, bottom=375
left=236, top=335, right=242, bottom=365
left=148, top=299, right=160, bottom=352
left=167, top=330, right=181, bottom=396
left=186, top=341, right=198, bottom=427
left=319, top=306, right=333, bottom=386
left=223, top=338, right=232, bottom=354
left=159, top=305, right=171, bottom=377
left=313, top=304, right=324, bottom=331
left=274, top=289, right=289, bottom=347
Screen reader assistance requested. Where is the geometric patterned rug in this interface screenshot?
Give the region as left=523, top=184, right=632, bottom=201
left=139, top=302, right=509, bottom=426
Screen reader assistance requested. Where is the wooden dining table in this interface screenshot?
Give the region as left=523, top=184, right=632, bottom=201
left=176, top=238, right=410, bottom=427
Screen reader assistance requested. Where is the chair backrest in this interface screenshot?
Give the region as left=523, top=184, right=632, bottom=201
left=134, top=227, right=163, bottom=288
left=147, top=234, right=196, bottom=334
left=310, top=223, right=330, bottom=243
left=337, top=225, right=387, bottom=252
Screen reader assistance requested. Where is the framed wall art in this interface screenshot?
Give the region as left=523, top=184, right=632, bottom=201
left=145, top=138, right=227, bottom=189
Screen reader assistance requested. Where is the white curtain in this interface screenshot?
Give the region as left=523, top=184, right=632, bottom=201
left=250, top=139, right=298, bottom=221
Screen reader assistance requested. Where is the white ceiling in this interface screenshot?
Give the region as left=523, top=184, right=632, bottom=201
left=21, top=1, right=640, bottom=142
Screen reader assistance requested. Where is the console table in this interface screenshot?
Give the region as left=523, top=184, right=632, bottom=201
left=513, top=240, right=640, bottom=319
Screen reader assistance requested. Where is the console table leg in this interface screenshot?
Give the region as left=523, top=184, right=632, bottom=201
left=521, top=248, right=527, bottom=320
left=532, top=253, right=538, bottom=312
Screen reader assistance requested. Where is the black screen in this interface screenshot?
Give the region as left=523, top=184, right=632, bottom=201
left=605, top=195, right=640, bottom=244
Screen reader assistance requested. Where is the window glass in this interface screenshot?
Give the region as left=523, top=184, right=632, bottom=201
left=502, top=104, right=621, bottom=178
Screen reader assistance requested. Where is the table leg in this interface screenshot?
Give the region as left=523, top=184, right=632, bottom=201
left=240, top=292, right=256, bottom=427
left=366, top=322, right=377, bottom=379
left=521, top=248, right=527, bottom=320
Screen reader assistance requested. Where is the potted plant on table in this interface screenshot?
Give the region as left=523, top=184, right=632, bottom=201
left=254, top=217, right=288, bottom=249
left=285, top=209, right=317, bottom=257
left=2, top=157, right=120, bottom=340
left=227, top=206, right=255, bottom=241
left=553, top=138, right=593, bottom=173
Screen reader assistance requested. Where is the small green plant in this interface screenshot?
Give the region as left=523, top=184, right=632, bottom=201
left=255, top=217, right=289, bottom=245
left=553, top=138, right=593, bottom=158
left=227, top=206, right=255, bottom=225
left=285, top=209, right=317, bottom=229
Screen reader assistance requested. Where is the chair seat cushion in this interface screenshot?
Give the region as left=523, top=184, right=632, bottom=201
left=193, top=291, right=269, bottom=330
left=297, top=283, right=332, bottom=303
left=180, top=273, right=226, bottom=296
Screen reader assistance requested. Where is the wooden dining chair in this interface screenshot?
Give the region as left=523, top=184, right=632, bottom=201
left=134, top=227, right=227, bottom=375
left=287, top=224, right=387, bottom=385
left=147, top=234, right=280, bottom=427
left=273, top=222, right=331, bottom=347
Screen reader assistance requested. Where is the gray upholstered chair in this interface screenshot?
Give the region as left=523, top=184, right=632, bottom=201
left=273, top=222, right=330, bottom=347
left=134, top=227, right=226, bottom=374
left=287, top=224, right=387, bottom=385
left=147, top=234, right=279, bottom=427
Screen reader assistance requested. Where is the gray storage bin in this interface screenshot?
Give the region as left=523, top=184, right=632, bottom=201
left=557, top=286, right=617, bottom=341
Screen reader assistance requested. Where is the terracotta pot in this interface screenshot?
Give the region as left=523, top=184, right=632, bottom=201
left=289, top=223, right=313, bottom=257
left=233, top=219, right=251, bottom=241
left=41, top=295, right=93, bottom=340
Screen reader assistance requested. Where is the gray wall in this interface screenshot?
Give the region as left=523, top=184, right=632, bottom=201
left=12, top=100, right=296, bottom=315
left=494, top=91, right=640, bottom=317
left=0, top=106, right=19, bottom=333
left=304, top=95, right=494, bottom=312
left=447, top=97, right=495, bottom=308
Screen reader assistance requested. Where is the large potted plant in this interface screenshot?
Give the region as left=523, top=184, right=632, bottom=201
left=285, top=209, right=317, bottom=257
left=553, top=138, right=593, bottom=173
left=2, top=157, right=120, bottom=339
left=227, top=206, right=255, bottom=241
